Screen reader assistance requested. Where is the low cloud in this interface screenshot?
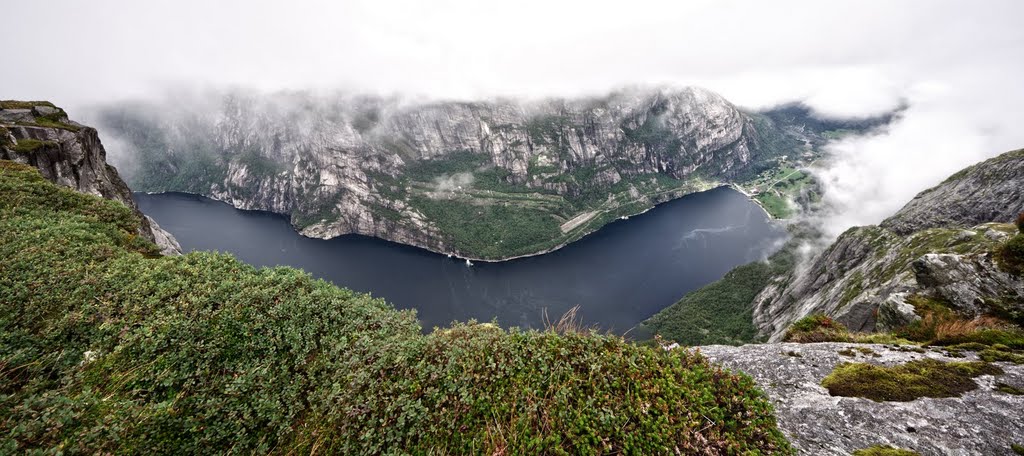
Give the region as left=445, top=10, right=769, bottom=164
left=5, top=0, right=1021, bottom=242
left=433, top=172, right=475, bottom=193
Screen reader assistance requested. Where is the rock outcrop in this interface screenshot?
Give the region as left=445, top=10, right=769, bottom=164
left=92, top=87, right=822, bottom=260
left=0, top=102, right=181, bottom=255
left=694, top=342, right=1024, bottom=455
left=881, top=150, right=1024, bottom=235
left=753, top=149, right=1024, bottom=340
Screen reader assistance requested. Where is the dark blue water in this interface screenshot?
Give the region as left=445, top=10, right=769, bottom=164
left=136, top=187, right=786, bottom=333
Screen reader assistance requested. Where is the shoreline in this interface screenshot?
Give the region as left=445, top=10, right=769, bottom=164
left=138, top=183, right=781, bottom=263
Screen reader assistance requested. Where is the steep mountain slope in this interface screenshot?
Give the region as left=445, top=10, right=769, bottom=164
left=93, top=87, right=832, bottom=260
left=753, top=149, right=1024, bottom=340
left=643, top=149, right=1024, bottom=344
left=881, top=149, right=1024, bottom=235
left=0, top=101, right=180, bottom=255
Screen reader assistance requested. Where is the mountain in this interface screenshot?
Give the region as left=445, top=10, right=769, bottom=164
left=753, top=149, right=1024, bottom=340
left=0, top=101, right=180, bottom=255
left=92, top=87, right=851, bottom=260
left=643, top=148, right=1024, bottom=344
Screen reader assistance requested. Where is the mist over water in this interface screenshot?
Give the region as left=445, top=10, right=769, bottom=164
left=137, top=187, right=786, bottom=332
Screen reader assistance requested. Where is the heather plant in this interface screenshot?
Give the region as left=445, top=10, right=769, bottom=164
left=783, top=314, right=853, bottom=343
left=0, top=161, right=792, bottom=454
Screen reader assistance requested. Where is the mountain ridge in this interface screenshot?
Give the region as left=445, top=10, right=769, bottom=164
left=93, top=87, right=854, bottom=260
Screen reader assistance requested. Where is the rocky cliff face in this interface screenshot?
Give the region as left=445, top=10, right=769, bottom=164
left=93, top=87, right=810, bottom=260
left=753, top=150, right=1024, bottom=340
left=0, top=102, right=181, bottom=255
left=882, top=150, right=1024, bottom=235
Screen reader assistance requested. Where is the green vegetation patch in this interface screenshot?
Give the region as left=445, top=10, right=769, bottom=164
left=639, top=244, right=796, bottom=345
left=979, top=348, right=1024, bottom=364
left=409, top=195, right=564, bottom=258
left=784, top=314, right=853, bottom=343
left=821, top=359, right=1003, bottom=402
left=997, top=232, right=1024, bottom=276
left=9, top=138, right=58, bottom=153
left=1013, top=443, right=1024, bottom=455
left=0, top=160, right=793, bottom=454
left=996, top=382, right=1024, bottom=395
left=0, top=100, right=57, bottom=110
left=852, top=445, right=921, bottom=456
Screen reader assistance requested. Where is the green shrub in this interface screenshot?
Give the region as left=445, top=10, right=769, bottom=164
left=1016, top=212, right=1024, bottom=234
left=0, top=161, right=793, bottom=454
left=1013, top=443, right=1024, bottom=455
left=783, top=314, right=853, bottom=343
left=997, top=233, right=1024, bottom=276
left=820, top=359, right=1002, bottom=402
left=852, top=445, right=921, bottom=456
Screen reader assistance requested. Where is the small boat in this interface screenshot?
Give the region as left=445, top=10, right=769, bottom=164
left=446, top=253, right=453, bottom=258
left=465, top=259, right=473, bottom=267
left=620, top=215, right=629, bottom=220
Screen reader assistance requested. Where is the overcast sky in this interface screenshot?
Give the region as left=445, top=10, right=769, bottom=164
left=5, top=0, right=1024, bottom=234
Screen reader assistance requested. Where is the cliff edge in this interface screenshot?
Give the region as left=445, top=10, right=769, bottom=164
left=0, top=101, right=180, bottom=255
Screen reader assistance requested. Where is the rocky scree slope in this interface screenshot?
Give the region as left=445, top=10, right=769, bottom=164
left=753, top=149, right=1024, bottom=340
left=0, top=101, right=180, bottom=255
left=93, top=87, right=830, bottom=260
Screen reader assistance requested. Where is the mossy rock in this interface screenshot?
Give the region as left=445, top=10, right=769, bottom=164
left=0, top=100, right=58, bottom=110
left=979, top=348, right=1024, bottom=364
left=821, top=359, right=1003, bottom=402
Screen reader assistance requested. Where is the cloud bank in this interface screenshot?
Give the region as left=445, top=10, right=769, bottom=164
left=5, top=0, right=1023, bottom=236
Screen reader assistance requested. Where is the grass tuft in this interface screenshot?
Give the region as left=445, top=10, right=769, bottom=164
left=852, top=445, right=921, bottom=456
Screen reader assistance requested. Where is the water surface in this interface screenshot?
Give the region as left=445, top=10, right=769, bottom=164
left=137, top=187, right=786, bottom=333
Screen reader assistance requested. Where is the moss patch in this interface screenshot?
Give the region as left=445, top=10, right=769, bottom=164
left=852, top=445, right=921, bottom=456
left=996, top=382, right=1024, bottom=395
left=979, top=348, right=1024, bottom=364
left=821, top=359, right=1003, bottom=402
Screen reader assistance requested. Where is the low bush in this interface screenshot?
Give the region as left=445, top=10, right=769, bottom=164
left=997, top=232, right=1024, bottom=276
left=820, top=359, right=1002, bottom=402
left=783, top=314, right=853, bottom=343
left=0, top=161, right=793, bottom=454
